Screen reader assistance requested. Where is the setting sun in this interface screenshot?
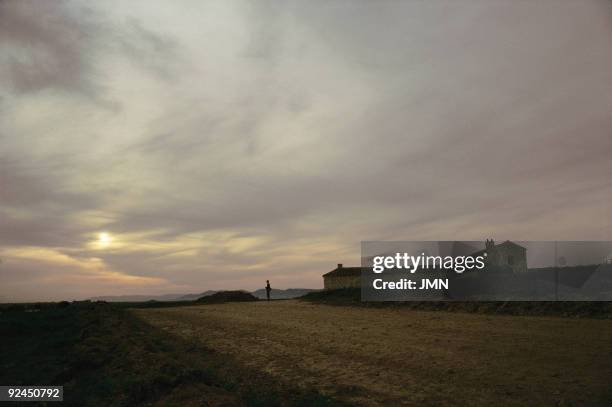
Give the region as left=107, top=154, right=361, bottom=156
left=97, top=232, right=112, bottom=248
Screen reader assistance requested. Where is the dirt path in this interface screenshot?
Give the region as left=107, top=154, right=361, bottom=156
left=134, top=301, right=612, bottom=406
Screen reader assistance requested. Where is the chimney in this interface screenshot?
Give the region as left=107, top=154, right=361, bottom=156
left=485, top=239, right=495, bottom=250
left=337, top=263, right=343, bottom=269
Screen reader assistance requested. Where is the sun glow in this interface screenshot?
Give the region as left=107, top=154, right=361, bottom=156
left=97, top=232, right=112, bottom=248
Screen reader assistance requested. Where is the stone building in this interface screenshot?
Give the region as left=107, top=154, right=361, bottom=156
left=322, top=264, right=361, bottom=289
left=472, top=239, right=527, bottom=273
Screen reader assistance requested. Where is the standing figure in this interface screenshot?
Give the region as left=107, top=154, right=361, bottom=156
left=265, top=280, right=271, bottom=301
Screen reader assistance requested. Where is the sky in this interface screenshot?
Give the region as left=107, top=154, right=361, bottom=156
left=1, top=0, right=611, bottom=302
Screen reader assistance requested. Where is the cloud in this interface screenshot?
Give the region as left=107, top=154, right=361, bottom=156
left=0, top=0, right=611, bottom=301
left=0, top=246, right=171, bottom=302
left=0, top=0, right=179, bottom=100
left=0, top=0, right=101, bottom=96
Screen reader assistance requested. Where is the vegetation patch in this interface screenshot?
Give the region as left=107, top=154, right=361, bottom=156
left=300, top=288, right=612, bottom=318
left=0, top=301, right=345, bottom=406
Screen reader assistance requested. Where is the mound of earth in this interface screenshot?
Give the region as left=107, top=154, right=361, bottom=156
left=197, top=290, right=258, bottom=303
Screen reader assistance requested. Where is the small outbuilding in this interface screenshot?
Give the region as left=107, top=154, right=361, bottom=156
left=322, top=264, right=361, bottom=290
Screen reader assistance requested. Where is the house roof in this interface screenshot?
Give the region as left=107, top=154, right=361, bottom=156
left=322, top=266, right=363, bottom=277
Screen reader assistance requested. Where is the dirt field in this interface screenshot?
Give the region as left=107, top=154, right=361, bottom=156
left=135, top=301, right=612, bottom=406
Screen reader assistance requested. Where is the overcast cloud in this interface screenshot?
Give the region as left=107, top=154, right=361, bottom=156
left=1, top=0, right=611, bottom=301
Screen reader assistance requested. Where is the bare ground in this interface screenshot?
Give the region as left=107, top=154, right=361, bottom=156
left=134, top=301, right=612, bottom=406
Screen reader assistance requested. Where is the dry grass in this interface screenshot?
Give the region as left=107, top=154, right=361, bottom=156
left=135, top=301, right=612, bottom=406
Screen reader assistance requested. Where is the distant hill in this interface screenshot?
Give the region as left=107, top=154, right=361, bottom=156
left=196, top=290, right=258, bottom=303
left=177, top=291, right=217, bottom=301
left=90, top=289, right=318, bottom=302
left=251, top=288, right=319, bottom=300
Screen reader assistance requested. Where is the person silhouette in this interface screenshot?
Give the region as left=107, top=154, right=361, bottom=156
left=265, top=280, right=271, bottom=301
